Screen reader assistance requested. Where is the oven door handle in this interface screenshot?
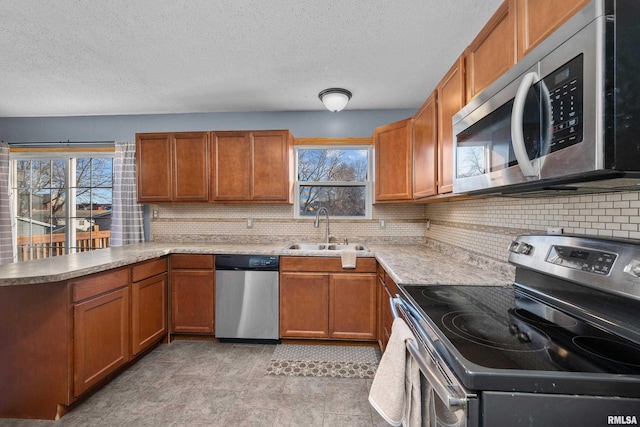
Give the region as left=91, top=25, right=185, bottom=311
left=390, top=295, right=441, bottom=349
left=390, top=296, right=467, bottom=411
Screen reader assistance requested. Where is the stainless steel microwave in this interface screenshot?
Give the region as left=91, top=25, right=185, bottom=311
left=452, top=0, right=640, bottom=196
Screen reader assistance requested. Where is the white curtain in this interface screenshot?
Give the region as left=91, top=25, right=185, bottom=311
left=111, top=141, right=144, bottom=246
left=0, top=142, right=16, bottom=264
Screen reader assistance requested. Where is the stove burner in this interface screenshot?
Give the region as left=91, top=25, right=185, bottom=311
left=512, top=308, right=578, bottom=328
left=442, top=311, right=549, bottom=352
left=572, top=336, right=640, bottom=367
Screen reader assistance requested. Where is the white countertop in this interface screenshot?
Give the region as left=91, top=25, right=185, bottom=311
left=0, top=240, right=514, bottom=287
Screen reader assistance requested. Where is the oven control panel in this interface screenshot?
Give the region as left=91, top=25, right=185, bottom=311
left=510, top=235, right=640, bottom=301
left=545, top=245, right=617, bottom=275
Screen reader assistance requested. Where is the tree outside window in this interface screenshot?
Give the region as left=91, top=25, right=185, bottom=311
left=295, top=146, right=371, bottom=218
left=12, top=154, right=113, bottom=261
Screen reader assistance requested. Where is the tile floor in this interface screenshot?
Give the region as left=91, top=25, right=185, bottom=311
left=0, top=341, right=390, bottom=427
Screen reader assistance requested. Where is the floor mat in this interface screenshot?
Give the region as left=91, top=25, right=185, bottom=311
left=266, top=344, right=380, bottom=379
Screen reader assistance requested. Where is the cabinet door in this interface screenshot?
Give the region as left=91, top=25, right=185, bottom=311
left=517, top=0, right=590, bottom=60
left=252, top=131, right=291, bottom=202
left=211, top=132, right=251, bottom=201
left=329, top=273, right=377, bottom=340
left=136, top=133, right=172, bottom=202
left=74, top=287, right=130, bottom=396
left=436, top=56, right=465, bottom=194
left=132, top=273, right=167, bottom=355
left=374, top=118, right=413, bottom=202
left=378, top=276, right=393, bottom=352
left=466, top=0, right=516, bottom=101
left=413, top=92, right=438, bottom=199
left=280, top=272, right=329, bottom=338
left=170, top=269, right=215, bottom=334
left=172, top=132, right=209, bottom=202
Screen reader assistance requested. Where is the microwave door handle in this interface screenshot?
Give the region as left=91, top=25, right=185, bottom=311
left=511, top=71, right=539, bottom=178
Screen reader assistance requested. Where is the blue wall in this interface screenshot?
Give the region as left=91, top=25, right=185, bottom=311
left=0, top=109, right=416, bottom=143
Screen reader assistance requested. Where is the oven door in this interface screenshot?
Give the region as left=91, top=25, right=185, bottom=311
left=391, top=296, right=479, bottom=427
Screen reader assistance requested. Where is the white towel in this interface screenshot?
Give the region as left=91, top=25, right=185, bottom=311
left=340, top=248, right=356, bottom=269
left=369, top=317, right=422, bottom=427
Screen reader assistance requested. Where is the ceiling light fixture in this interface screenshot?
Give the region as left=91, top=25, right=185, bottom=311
left=318, top=88, right=352, bottom=112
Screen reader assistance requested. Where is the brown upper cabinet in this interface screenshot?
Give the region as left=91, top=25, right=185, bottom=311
left=374, top=118, right=413, bottom=202
left=436, top=56, right=465, bottom=195
left=465, top=0, right=517, bottom=101
left=412, top=91, right=438, bottom=199
left=516, top=0, right=591, bottom=60
left=136, top=132, right=209, bottom=203
left=210, top=130, right=292, bottom=202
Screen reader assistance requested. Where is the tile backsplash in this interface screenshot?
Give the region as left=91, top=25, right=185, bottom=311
left=425, top=191, right=640, bottom=262
left=150, top=191, right=640, bottom=263
left=150, top=203, right=427, bottom=245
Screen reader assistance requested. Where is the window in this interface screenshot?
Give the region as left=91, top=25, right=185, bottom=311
left=295, top=146, right=372, bottom=219
left=11, top=151, right=113, bottom=261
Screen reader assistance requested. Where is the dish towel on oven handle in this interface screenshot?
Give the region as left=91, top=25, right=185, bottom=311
left=369, top=317, right=426, bottom=426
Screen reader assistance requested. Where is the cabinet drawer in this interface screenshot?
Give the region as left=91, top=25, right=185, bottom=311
left=385, top=272, right=399, bottom=295
left=281, top=256, right=376, bottom=273
left=132, top=258, right=168, bottom=282
left=170, top=254, right=214, bottom=269
left=72, top=268, right=130, bottom=303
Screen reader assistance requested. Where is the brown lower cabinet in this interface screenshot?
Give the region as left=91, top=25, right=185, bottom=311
left=131, top=258, right=168, bottom=355
left=279, top=257, right=377, bottom=341
left=330, top=273, right=378, bottom=340
left=0, top=259, right=168, bottom=420
left=377, top=264, right=398, bottom=352
left=280, top=272, right=330, bottom=338
left=170, top=254, right=215, bottom=335
left=73, top=286, right=130, bottom=396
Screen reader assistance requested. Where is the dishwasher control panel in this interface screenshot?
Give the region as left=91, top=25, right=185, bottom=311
left=215, top=254, right=280, bottom=270
left=248, top=256, right=279, bottom=268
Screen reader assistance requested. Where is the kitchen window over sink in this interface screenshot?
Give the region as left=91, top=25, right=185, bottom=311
left=294, top=145, right=372, bottom=219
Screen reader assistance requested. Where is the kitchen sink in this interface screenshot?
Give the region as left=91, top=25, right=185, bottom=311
left=284, top=243, right=369, bottom=252
left=327, top=244, right=368, bottom=251
left=286, top=243, right=328, bottom=250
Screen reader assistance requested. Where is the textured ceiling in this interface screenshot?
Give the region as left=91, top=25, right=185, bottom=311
left=0, top=0, right=503, bottom=117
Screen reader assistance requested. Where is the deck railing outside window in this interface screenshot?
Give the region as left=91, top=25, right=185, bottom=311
left=17, top=226, right=110, bottom=261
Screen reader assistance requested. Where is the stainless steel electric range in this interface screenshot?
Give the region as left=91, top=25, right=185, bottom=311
left=393, top=234, right=640, bottom=427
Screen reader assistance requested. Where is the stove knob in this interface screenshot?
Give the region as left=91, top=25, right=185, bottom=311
left=517, top=331, right=531, bottom=343
left=623, top=260, right=640, bottom=279
left=509, top=324, right=519, bottom=335
left=518, top=243, right=533, bottom=255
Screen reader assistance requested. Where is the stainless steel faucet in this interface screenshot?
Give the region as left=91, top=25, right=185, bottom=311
left=314, top=207, right=330, bottom=244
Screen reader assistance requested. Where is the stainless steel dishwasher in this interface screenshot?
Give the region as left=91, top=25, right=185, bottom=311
left=215, top=254, right=279, bottom=341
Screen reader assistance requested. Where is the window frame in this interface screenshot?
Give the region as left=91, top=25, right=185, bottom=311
left=293, top=144, right=373, bottom=220
left=10, top=148, right=115, bottom=261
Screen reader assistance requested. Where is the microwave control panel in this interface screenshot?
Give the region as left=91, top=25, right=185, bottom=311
left=544, top=54, right=584, bottom=153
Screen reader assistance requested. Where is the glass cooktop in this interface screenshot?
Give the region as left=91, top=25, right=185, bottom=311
left=401, top=285, right=640, bottom=376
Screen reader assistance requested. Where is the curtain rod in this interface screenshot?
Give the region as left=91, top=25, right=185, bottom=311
left=4, top=140, right=115, bottom=148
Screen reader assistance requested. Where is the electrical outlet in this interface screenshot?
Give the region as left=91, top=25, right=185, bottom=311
left=152, top=209, right=158, bottom=219
left=426, top=218, right=431, bottom=230
left=379, top=218, right=386, bottom=229
left=247, top=218, right=253, bottom=229
left=547, top=227, right=563, bottom=235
